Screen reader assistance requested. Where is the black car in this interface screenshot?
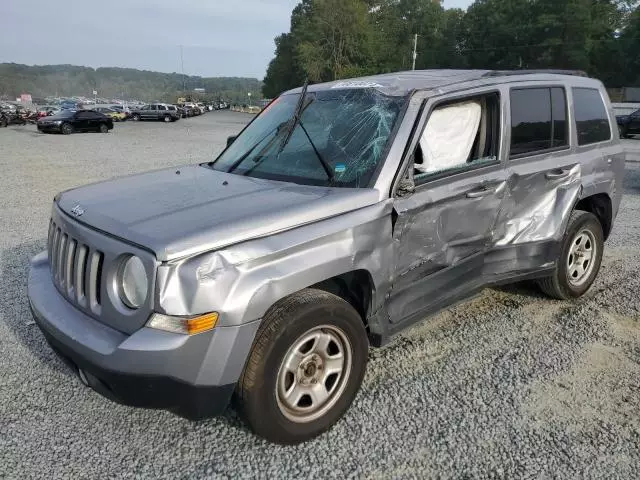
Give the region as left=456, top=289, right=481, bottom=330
left=37, top=110, right=114, bottom=134
left=617, top=108, right=640, bottom=138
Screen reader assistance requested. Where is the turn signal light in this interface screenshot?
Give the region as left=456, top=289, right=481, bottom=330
left=147, top=312, right=219, bottom=335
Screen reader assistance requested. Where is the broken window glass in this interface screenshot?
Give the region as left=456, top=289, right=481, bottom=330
left=209, top=88, right=406, bottom=188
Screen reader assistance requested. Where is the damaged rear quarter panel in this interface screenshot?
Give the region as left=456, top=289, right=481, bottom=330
left=155, top=200, right=394, bottom=326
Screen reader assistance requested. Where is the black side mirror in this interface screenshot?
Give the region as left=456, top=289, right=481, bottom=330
left=227, top=135, right=237, bottom=147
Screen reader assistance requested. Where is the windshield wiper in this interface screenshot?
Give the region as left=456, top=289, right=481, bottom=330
left=277, top=80, right=335, bottom=184
left=222, top=121, right=288, bottom=174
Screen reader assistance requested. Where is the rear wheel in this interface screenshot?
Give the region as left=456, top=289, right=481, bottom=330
left=99, top=123, right=109, bottom=133
left=538, top=210, right=604, bottom=300
left=61, top=123, right=74, bottom=135
left=132, top=114, right=140, bottom=121
left=163, top=115, right=171, bottom=123
left=236, top=289, right=368, bottom=445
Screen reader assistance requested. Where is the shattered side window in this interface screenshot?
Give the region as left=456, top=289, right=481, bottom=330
left=209, top=88, right=405, bottom=188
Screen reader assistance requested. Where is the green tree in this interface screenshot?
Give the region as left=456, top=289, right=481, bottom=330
left=263, top=34, right=305, bottom=98
left=295, top=0, right=374, bottom=82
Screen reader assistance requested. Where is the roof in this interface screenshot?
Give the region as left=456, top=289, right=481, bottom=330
left=284, top=69, right=594, bottom=97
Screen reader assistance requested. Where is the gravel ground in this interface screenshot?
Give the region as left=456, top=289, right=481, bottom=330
left=1, top=115, right=640, bottom=479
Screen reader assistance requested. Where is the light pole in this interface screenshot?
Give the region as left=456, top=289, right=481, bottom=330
left=248, top=92, right=252, bottom=108
left=412, top=34, right=418, bottom=70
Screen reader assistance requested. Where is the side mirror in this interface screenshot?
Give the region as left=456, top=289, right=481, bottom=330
left=227, top=135, right=237, bottom=147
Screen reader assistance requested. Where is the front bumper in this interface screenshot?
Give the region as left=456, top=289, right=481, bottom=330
left=28, top=252, right=260, bottom=419
left=37, top=124, right=61, bottom=133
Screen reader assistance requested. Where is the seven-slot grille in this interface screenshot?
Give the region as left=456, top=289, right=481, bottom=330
left=47, top=219, right=104, bottom=315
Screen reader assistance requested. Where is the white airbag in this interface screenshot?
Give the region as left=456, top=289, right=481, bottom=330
left=417, top=100, right=482, bottom=174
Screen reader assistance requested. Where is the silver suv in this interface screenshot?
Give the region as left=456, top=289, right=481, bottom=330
left=131, top=103, right=180, bottom=122
left=28, top=70, right=624, bottom=444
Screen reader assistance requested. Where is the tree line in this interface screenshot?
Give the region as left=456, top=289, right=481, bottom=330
left=0, top=63, right=263, bottom=103
left=263, top=0, right=640, bottom=98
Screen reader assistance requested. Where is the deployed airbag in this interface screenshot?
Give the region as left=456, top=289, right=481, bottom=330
left=417, top=100, right=482, bottom=174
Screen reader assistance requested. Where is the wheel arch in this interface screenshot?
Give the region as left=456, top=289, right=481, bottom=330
left=309, top=270, right=375, bottom=330
left=574, top=193, right=613, bottom=240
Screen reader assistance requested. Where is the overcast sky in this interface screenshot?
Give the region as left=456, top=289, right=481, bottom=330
left=1, top=0, right=473, bottom=79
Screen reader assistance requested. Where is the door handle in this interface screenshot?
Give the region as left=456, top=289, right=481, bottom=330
left=545, top=169, right=570, bottom=180
left=466, top=187, right=492, bottom=199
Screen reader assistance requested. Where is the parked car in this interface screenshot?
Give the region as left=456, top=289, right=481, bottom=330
left=174, top=105, right=190, bottom=118
left=130, top=103, right=180, bottom=122
left=27, top=70, right=624, bottom=445
left=1, top=109, right=27, bottom=126
left=37, top=105, right=60, bottom=118
left=182, top=102, right=201, bottom=116
left=616, top=108, right=640, bottom=138
left=37, top=109, right=113, bottom=134
left=110, top=105, right=132, bottom=119
left=95, top=107, right=127, bottom=122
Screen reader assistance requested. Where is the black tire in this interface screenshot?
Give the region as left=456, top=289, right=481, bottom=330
left=236, top=288, right=368, bottom=445
left=132, top=114, right=140, bottom=121
left=61, top=123, right=74, bottom=135
left=538, top=210, right=604, bottom=300
left=163, top=115, right=171, bottom=123
left=0, top=117, right=7, bottom=128
left=99, top=123, right=109, bottom=133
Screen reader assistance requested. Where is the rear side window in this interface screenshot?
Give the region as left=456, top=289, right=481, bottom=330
left=572, top=88, right=611, bottom=145
left=510, top=87, right=568, bottom=157
left=158, top=105, right=167, bottom=111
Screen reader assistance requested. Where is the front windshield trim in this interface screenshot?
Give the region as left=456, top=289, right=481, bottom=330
left=203, top=88, right=409, bottom=189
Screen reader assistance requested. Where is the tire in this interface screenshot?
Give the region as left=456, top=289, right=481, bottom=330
left=61, top=123, right=74, bottom=135
left=132, top=114, right=140, bottom=121
left=236, top=288, right=369, bottom=445
left=538, top=210, right=604, bottom=300
left=99, top=123, right=109, bottom=133
left=0, top=118, right=7, bottom=128
left=163, top=115, right=171, bottom=123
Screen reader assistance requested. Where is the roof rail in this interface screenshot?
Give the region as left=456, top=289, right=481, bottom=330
left=484, top=69, right=589, bottom=78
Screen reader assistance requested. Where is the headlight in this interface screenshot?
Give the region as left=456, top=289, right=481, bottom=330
left=118, top=256, right=148, bottom=308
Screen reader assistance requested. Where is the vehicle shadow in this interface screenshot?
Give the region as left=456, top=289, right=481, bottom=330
left=490, top=280, right=548, bottom=300
left=0, top=239, right=253, bottom=434
left=0, top=239, right=73, bottom=376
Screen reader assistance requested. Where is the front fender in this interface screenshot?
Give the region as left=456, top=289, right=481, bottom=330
left=155, top=201, right=394, bottom=327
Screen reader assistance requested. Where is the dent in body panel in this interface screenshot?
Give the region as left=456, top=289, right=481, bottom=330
left=495, top=164, right=582, bottom=246
left=155, top=201, right=394, bottom=326
left=391, top=174, right=507, bottom=280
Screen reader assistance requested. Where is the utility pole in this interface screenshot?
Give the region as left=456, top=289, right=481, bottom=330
left=412, top=34, right=418, bottom=70
left=180, top=45, right=186, bottom=94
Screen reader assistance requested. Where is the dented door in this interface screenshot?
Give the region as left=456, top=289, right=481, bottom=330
left=388, top=165, right=507, bottom=323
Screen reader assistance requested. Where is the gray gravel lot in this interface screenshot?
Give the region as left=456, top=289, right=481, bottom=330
left=1, top=114, right=640, bottom=479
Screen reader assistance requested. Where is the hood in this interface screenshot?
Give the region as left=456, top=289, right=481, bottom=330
left=57, top=165, right=381, bottom=261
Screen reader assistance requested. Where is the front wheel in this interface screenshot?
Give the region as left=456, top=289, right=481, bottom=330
left=236, top=289, right=368, bottom=445
left=538, top=210, right=604, bottom=300
left=61, top=123, right=74, bottom=135
left=163, top=115, right=171, bottom=123
left=99, top=123, right=109, bottom=133
left=132, top=114, right=140, bottom=121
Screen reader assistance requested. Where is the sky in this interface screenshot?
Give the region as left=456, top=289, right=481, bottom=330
left=0, top=0, right=473, bottom=80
